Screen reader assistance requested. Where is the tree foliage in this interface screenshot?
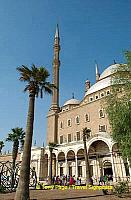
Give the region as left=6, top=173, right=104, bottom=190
left=6, top=127, right=25, bottom=153
left=17, top=64, right=53, bottom=97
left=6, top=127, right=25, bottom=188
left=106, top=51, right=131, bottom=164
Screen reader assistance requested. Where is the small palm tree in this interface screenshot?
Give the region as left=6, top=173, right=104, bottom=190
left=48, top=142, right=57, bottom=185
left=6, top=127, right=25, bottom=187
left=0, top=141, right=4, bottom=154
left=83, top=127, right=91, bottom=185
left=15, top=64, right=54, bottom=200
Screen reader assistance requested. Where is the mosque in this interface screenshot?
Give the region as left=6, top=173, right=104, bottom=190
left=0, top=25, right=130, bottom=184
left=29, top=25, right=131, bottom=183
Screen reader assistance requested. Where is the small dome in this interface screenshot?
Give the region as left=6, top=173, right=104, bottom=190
left=99, top=64, right=120, bottom=80
left=63, top=98, right=80, bottom=106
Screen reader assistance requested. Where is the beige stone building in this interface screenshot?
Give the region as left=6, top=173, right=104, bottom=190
left=44, top=25, right=131, bottom=183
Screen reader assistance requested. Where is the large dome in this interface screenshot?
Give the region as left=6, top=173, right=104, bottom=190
left=85, top=64, right=120, bottom=96
left=99, top=64, right=120, bottom=80
left=85, top=77, right=111, bottom=96
left=63, top=98, right=80, bottom=106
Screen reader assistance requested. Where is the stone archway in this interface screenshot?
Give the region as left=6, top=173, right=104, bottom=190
left=58, top=152, right=65, bottom=176
left=77, top=149, right=84, bottom=177
left=67, top=150, right=75, bottom=176
left=77, top=149, right=84, bottom=160
left=67, top=150, right=75, bottom=161
left=58, top=152, right=65, bottom=161
left=88, top=140, right=111, bottom=180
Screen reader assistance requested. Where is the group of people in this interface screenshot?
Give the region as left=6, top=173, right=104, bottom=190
left=45, top=174, right=113, bottom=186
left=98, top=174, right=113, bottom=185
left=49, top=175, right=82, bottom=186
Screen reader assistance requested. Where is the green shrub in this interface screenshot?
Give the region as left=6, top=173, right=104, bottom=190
left=114, top=181, right=129, bottom=197
left=0, top=185, right=6, bottom=193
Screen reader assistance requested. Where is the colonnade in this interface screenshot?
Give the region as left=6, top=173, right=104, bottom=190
left=44, top=139, right=131, bottom=182
left=31, top=138, right=131, bottom=182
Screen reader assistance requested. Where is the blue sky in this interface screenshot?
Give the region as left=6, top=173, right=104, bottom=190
left=0, top=0, right=130, bottom=152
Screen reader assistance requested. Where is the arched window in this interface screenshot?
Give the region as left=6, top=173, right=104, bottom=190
left=99, top=109, right=105, bottom=118
left=85, top=113, right=90, bottom=122
left=75, top=116, right=80, bottom=124
left=60, top=121, right=63, bottom=129
left=67, top=119, right=71, bottom=127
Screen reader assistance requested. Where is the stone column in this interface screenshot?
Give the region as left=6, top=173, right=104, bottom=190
left=65, top=158, right=68, bottom=176
left=75, top=155, right=78, bottom=178
left=56, top=158, right=58, bottom=176
left=37, top=156, right=41, bottom=182
left=48, top=157, right=50, bottom=176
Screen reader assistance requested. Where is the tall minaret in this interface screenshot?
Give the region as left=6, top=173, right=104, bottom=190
left=95, top=62, right=100, bottom=82
left=50, top=24, right=60, bottom=112
left=47, top=25, right=60, bottom=144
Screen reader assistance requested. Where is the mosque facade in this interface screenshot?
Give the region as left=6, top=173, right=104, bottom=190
left=38, top=25, right=131, bottom=183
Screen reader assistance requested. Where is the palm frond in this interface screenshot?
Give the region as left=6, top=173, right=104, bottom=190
left=17, top=65, right=53, bottom=97
left=23, top=85, right=30, bottom=92
left=17, top=65, right=32, bottom=82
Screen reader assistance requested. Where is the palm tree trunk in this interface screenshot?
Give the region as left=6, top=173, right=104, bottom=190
left=49, top=149, right=52, bottom=185
left=12, top=141, right=19, bottom=188
left=15, top=92, right=35, bottom=200
left=83, top=136, right=91, bottom=185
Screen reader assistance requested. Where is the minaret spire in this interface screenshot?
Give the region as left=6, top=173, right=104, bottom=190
left=55, top=24, right=59, bottom=38
left=95, top=61, right=100, bottom=82
left=50, top=24, right=60, bottom=112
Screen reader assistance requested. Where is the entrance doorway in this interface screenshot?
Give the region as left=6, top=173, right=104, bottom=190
left=104, top=167, right=113, bottom=176
left=103, top=162, right=113, bottom=176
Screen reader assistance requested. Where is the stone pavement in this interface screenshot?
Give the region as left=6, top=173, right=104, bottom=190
left=0, top=189, right=131, bottom=200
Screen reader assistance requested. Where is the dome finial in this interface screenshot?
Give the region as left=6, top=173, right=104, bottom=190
left=114, top=59, right=117, bottom=64
left=72, top=93, right=74, bottom=99
left=34, top=140, right=36, bottom=146
left=42, top=141, right=44, bottom=147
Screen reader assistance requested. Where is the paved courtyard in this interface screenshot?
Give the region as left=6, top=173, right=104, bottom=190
left=0, top=189, right=131, bottom=200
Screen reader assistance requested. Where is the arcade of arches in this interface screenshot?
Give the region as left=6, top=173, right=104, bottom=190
left=42, top=139, right=130, bottom=183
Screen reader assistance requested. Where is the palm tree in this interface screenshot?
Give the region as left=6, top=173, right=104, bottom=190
left=15, top=65, right=53, bottom=200
left=6, top=127, right=25, bottom=187
left=83, top=127, right=91, bottom=185
left=48, top=142, right=57, bottom=185
left=0, top=141, right=4, bottom=154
